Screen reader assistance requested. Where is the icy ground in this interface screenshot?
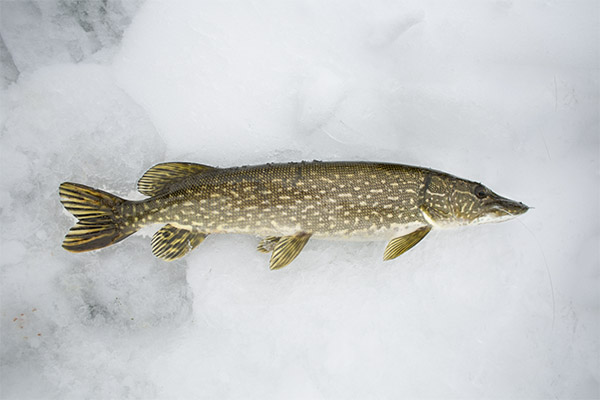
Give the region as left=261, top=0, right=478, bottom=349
left=1, top=0, right=598, bottom=398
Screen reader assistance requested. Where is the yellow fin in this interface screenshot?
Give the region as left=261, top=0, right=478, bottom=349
left=269, top=232, right=311, bottom=270
left=138, top=162, right=215, bottom=196
left=257, top=236, right=281, bottom=253
left=383, top=226, right=431, bottom=261
left=151, top=224, right=208, bottom=261
left=59, top=182, right=137, bottom=252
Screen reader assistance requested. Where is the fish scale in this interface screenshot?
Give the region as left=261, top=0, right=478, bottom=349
left=59, top=161, right=528, bottom=269
left=135, top=162, right=426, bottom=238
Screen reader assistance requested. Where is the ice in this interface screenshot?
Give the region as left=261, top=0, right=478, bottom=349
left=0, top=64, right=170, bottom=397
left=1, top=0, right=599, bottom=399
left=0, top=0, right=143, bottom=87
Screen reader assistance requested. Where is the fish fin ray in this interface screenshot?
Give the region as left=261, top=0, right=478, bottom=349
left=269, top=232, right=311, bottom=270
left=257, top=236, right=281, bottom=253
left=151, top=224, right=208, bottom=261
left=63, top=221, right=134, bottom=252
left=383, top=226, right=431, bottom=261
left=59, top=182, right=136, bottom=252
left=138, top=162, right=216, bottom=196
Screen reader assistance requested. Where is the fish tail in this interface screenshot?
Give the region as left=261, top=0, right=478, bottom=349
left=59, top=182, right=137, bottom=252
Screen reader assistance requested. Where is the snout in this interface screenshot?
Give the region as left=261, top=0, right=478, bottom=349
left=496, top=197, right=529, bottom=216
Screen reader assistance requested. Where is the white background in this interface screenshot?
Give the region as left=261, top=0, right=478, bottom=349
left=1, top=0, right=598, bottom=398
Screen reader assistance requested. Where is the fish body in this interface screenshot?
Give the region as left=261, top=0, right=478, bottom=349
left=59, top=161, right=528, bottom=268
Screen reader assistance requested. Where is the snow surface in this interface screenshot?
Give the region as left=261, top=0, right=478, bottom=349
left=1, top=0, right=598, bottom=398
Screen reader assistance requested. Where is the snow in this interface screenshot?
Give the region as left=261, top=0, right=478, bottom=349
left=1, top=0, right=598, bottom=398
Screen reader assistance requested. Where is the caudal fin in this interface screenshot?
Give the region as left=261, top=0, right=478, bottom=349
left=59, top=182, right=136, bottom=252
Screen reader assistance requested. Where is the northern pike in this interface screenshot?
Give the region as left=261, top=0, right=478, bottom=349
left=59, top=161, right=528, bottom=269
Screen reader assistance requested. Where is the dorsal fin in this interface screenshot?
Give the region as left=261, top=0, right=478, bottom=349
left=138, top=162, right=215, bottom=196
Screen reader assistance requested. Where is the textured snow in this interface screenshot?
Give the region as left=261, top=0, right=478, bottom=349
left=0, top=0, right=143, bottom=87
left=1, top=1, right=598, bottom=399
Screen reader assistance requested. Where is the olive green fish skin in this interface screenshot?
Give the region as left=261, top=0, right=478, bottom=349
left=59, top=161, right=528, bottom=265
left=124, top=162, right=432, bottom=239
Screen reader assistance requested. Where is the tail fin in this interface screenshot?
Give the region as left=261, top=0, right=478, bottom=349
left=59, top=182, right=137, bottom=252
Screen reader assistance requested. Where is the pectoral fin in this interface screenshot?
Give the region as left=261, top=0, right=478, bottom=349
left=151, top=224, right=208, bottom=261
left=269, top=232, right=311, bottom=270
left=383, top=226, right=431, bottom=261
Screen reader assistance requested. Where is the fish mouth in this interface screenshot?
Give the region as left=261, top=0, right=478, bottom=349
left=474, top=197, right=529, bottom=224
left=494, top=196, right=529, bottom=216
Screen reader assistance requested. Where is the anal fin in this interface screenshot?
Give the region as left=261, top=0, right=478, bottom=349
left=269, top=232, right=311, bottom=270
left=151, top=224, right=208, bottom=261
left=383, top=226, right=431, bottom=261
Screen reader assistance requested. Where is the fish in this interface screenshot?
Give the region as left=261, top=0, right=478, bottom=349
left=59, top=161, right=528, bottom=269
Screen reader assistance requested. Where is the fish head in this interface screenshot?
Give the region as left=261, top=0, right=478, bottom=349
left=422, top=173, right=529, bottom=227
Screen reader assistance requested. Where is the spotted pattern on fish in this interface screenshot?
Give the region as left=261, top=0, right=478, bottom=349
left=59, top=161, right=528, bottom=268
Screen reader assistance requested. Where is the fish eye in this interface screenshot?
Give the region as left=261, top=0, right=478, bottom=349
left=474, top=185, right=487, bottom=199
